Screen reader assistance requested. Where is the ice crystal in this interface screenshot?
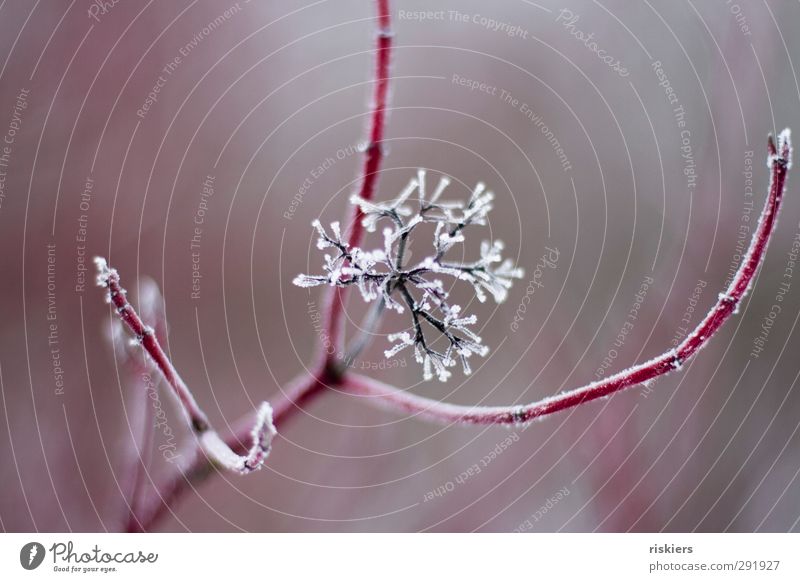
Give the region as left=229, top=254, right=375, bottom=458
left=295, top=170, right=524, bottom=381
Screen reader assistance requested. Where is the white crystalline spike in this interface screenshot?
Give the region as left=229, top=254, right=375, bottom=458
left=461, top=355, right=472, bottom=376
left=395, top=177, right=419, bottom=208
left=383, top=332, right=414, bottom=358
left=430, top=262, right=467, bottom=279
left=363, top=214, right=379, bottom=232
left=417, top=169, right=427, bottom=202
left=777, top=128, right=792, bottom=168
left=388, top=298, right=405, bottom=313
left=387, top=331, right=412, bottom=343
left=292, top=275, right=326, bottom=288
left=470, top=182, right=486, bottom=205
left=382, top=229, right=395, bottom=262
left=495, top=260, right=525, bottom=279
left=458, top=327, right=481, bottom=344
left=473, top=284, right=487, bottom=303
left=330, top=221, right=342, bottom=241
left=423, top=355, right=433, bottom=381
left=479, top=240, right=490, bottom=260
left=429, top=176, right=451, bottom=205
left=451, top=315, right=478, bottom=327
left=94, top=257, right=113, bottom=285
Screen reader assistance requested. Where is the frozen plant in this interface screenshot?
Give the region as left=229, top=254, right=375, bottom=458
left=293, top=171, right=524, bottom=381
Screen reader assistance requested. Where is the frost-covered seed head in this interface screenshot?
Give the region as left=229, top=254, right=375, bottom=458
left=293, top=170, right=524, bottom=381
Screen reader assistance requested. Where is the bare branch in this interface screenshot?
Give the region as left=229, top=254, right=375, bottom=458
left=324, top=0, right=393, bottom=353
left=95, top=258, right=276, bottom=474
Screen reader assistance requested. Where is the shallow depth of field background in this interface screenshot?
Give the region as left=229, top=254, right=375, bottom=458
left=1, top=0, right=799, bottom=532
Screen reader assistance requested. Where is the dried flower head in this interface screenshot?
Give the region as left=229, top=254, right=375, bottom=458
left=294, top=170, right=524, bottom=381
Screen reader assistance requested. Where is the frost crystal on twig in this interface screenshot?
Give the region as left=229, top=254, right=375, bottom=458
left=294, top=170, right=524, bottom=381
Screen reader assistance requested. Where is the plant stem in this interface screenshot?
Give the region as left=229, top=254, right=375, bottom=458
left=324, top=0, right=392, bottom=355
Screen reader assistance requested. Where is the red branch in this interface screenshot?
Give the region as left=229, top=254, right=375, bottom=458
left=345, top=131, right=792, bottom=424
left=324, top=0, right=392, bottom=354
left=96, top=259, right=277, bottom=477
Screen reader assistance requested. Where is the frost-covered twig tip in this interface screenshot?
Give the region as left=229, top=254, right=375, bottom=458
left=96, top=257, right=276, bottom=474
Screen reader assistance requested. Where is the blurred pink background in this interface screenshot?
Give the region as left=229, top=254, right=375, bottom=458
left=1, top=0, right=799, bottom=532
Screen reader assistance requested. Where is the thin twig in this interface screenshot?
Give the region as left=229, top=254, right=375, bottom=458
left=96, top=258, right=277, bottom=475
left=111, top=277, right=164, bottom=530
